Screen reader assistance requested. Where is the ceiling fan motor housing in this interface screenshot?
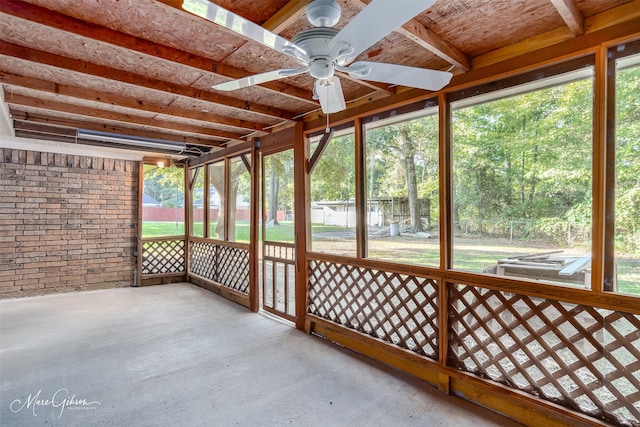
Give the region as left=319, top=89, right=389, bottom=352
left=306, top=0, right=341, bottom=28
left=291, top=27, right=341, bottom=79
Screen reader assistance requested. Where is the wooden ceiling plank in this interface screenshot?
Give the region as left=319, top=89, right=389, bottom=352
left=0, top=0, right=315, bottom=105
left=550, top=0, right=585, bottom=36
left=263, top=0, right=312, bottom=33
left=9, top=110, right=219, bottom=145
left=0, top=41, right=297, bottom=121
left=7, top=94, right=237, bottom=143
left=0, top=72, right=266, bottom=132
left=474, top=0, right=640, bottom=69
left=349, top=0, right=471, bottom=72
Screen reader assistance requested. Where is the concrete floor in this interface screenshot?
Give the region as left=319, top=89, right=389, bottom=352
left=0, top=284, right=522, bottom=426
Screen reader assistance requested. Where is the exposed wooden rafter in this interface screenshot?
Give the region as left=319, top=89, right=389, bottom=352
left=263, top=0, right=312, bottom=33
left=0, top=72, right=266, bottom=133
left=0, top=41, right=298, bottom=122
left=6, top=94, right=235, bottom=144
left=10, top=111, right=224, bottom=145
left=0, top=0, right=316, bottom=106
left=550, top=0, right=585, bottom=36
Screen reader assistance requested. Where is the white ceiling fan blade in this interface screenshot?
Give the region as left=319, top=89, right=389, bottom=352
left=330, top=0, right=436, bottom=64
left=182, top=0, right=305, bottom=59
left=213, top=67, right=309, bottom=91
left=315, top=77, right=346, bottom=114
left=346, top=61, right=452, bottom=91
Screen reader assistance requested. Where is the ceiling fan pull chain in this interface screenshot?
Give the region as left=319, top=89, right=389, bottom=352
left=325, top=83, right=330, bottom=133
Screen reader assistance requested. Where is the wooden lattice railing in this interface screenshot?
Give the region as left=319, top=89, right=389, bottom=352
left=141, top=237, right=186, bottom=275
left=189, top=239, right=249, bottom=293
left=448, top=284, right=640, bottom=426
left=308, top=259, right=439, bottom=359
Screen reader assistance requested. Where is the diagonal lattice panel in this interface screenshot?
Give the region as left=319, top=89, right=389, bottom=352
left=308, top=259, right=439, bottom=359
left=189, top=240, right=217, bottom=279
left=216, top=245, right=249, bottom=293
left=142, top=239, right=185, bottom=275
left=189, top=241, right=249, bottom=294
left=448, top=284, right=640, bottom=426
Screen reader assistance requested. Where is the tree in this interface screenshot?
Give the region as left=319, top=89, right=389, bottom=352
left=366, top=114, right=438, bottom=233
left=264, top=150, right=294, bottom=227
left=143, top=165, right=184, bottom=208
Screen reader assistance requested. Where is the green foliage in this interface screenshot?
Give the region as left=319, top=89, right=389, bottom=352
left=311, top=133, right=355, bottom=201
left=143, top=165, right=184, bottom=208
left=615, top=65, right=640, bottom=254
left=452, top=77, right=594, bottom=236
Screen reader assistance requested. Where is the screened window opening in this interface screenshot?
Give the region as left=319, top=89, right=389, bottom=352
left=363, top=106, right=440, bottom=267
left=451, top=62, right=595, bottom=287
left=309, top=125, right=356, bottom=256
left=208, top=161, right=225, bottom=240
left=611, top=43, right=640, bottom=295
left=142, top=163, right=185, bottom=237
left=190, top=166, right=205, bottom=237
left=228, top=155, right=251, bottom=243
left=263, top=149, right=295, bottom=243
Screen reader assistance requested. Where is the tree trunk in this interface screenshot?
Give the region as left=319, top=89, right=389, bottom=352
left=209, top=164, right=225, bottom=240
left=529, top=145, right=538, bottom=203
left=226, top=178, right=238, bottom=241
left=400, top=128, right=423, bottom=233
left=268, top=165, right=280, bottom=225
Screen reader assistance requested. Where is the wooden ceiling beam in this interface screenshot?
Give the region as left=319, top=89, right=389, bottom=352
left=6, top=94, right=238, bottom=143
left=0, top=41, right=298, bottom=122
left=10, top=110, right=224, bottom=145
left=350, top=0, right=472, bottom=72
left=1, top=0, right=316, bottom=106
left=550, top=0, right=585, bottom=36
left=263, top=0, right=312, bottom=33
left=395, top=21, right=472, bottom=72
left=0, top=72, right=267, bottom=132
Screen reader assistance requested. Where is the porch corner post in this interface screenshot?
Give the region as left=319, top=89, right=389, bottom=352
left=293, top=122, right=309, bottom=330
left=249, top=138, right=260, bottom=312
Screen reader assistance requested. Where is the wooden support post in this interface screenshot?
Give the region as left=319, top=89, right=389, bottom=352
left=355, top=117, right=367, bottom=259
left=136, top=161, right=144, bottom=286
left=439, top=92, right=452, bottom=270
left=438, top=279, right=450, bottom=394
left=592, top=46, right=607, bottom=293
left=294, top=122, right=309, bottom=330
left=184, top=160, right=192, bottom=276
left=249, top=138, right=260, bottom=312
left=204, top=163, right=210, bottom=239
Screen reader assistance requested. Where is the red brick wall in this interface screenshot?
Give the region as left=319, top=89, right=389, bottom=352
left=0, top=148, right=139, bottom=298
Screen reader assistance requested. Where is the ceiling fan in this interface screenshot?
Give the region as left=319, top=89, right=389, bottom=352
left=182, top=0, right=453, bottom=113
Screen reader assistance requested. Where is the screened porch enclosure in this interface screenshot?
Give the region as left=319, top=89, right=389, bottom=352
left=136, top=35, right=640, bottom=427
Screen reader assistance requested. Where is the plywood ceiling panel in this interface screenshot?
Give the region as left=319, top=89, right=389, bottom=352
left=0, top=56, right=181, bottom=106
left=0, top=15, right=204, bottom=87
left=23, top=0, right=243, bottom=61
left=417, top=0, right=566, bottom=58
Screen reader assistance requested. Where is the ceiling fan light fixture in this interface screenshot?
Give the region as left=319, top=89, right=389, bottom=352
left=306, top=0, right=341, bottom=28
left=309, top=58, right=335, bottom=80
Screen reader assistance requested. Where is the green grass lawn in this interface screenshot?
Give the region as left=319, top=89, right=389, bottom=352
left=143, top=220, right=638, bottom=295
left=143, top=220, right=316, bottom=242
